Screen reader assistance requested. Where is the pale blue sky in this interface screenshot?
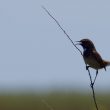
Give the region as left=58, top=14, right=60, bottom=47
left=0, top=0, right=110, bottom=92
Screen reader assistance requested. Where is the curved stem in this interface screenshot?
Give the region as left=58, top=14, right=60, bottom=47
left=87, top=69, right=99, bottom=110
left=42, top=6, right=99, bottom=110
left=42, top=6, right=83, bottom=56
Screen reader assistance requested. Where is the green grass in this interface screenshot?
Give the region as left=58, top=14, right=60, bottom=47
left=0, top=92, right=109, bottom=110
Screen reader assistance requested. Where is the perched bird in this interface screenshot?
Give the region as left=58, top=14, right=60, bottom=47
left=76, top=39, right=110, bottom=85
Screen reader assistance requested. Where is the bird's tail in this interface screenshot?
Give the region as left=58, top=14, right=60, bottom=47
left=104, top=60, right=110, bottom=67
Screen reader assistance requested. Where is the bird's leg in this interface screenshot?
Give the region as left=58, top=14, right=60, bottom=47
left=104, top=67, right=106, bottom=71
left=91, top=70, right=98, bottom=87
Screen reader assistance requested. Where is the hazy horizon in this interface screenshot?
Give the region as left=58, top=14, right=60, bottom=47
left=0, top=0, right=110, bottom=93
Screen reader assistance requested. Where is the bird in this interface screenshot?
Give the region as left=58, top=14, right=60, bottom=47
left=76, top=39, right=110, bottom=85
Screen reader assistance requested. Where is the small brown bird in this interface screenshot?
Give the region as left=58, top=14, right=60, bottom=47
left=77, top=39, right=110, bottom=84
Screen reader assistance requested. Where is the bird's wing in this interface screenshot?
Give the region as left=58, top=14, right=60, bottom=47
left=92, top=50, right=106, bottom=70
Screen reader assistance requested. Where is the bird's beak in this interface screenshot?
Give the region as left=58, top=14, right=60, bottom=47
left=75, top=41, right=82, bottom=45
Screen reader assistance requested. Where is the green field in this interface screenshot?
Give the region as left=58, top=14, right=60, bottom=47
left=0, top=92, right=109, bottom=110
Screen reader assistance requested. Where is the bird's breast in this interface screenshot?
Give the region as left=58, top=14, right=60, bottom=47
left=83, top=50, right=101, bottom=69
left=84, top=56, right=101, bottom=69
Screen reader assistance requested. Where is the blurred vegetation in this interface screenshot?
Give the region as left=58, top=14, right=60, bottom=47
left=0, top=92, right=109, bottom=110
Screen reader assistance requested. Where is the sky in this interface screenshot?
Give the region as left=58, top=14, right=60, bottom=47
left=0, top=0, right=110, bottom=92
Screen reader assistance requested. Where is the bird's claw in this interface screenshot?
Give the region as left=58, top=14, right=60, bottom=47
left=86, top=66, right=90, bottom=70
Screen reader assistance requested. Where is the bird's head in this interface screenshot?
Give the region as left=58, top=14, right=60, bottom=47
left=76, top=39, right=96, bottom=50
